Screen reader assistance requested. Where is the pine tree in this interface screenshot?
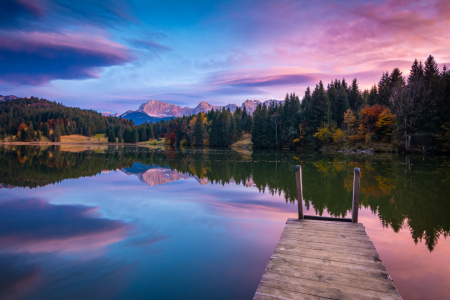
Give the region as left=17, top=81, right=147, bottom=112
left=175, top=122, right=183, bottom=146
left=377, top=72, right=391, bottom=107
left=408, top=59, right=424, bottom=85
left=251, top=104, right=265, bottom=148
left=43, top=122, right=50, bottom=138
left=389, top=68, right=405, bottom=88
left=335, top=86, right=349, bottom=128
left=85, top=126, right=92, bottom=137
left=108, top=129, right=116, bottom=142
left=193, top=113, right=204, bottom=146
left=139, top=126, right=147, bottom=141
left=367, top=85, right=378, bottom=106
left=348, top=78, right=363, bottom=111
left=308, top=81, right=328, bottom=131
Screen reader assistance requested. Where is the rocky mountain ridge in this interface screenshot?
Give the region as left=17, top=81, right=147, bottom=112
left=102, top=111, right=121, bottom=117
left=132, top=99, right=282, bottom=118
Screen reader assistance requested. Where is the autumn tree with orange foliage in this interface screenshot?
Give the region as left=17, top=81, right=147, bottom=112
left=350, top=105, right=396, bottom=144
left=17, top=123, right=27, bottom=131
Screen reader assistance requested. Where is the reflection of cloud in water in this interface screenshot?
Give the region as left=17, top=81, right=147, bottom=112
left=0, top=254, right=40, bottom=299
left=0, top=198, right=133, bottom=253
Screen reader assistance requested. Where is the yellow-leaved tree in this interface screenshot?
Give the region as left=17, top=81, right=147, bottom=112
left=343, top=109, right=356, bottom=140
left=375, top=108, right=396, bottom=142
left=313, top=127, right=332, bottom=143
left=333, top=128, right=345, bottom=144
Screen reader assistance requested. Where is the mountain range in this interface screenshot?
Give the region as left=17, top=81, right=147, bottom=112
left=105, top=99, right=282, bottom=124
left=2, top=94, right=281, bottom=125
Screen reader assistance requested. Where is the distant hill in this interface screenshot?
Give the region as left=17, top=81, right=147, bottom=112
left=0, top=95, right=18, bottom=102
left=120, top=110, right=173, bottom=125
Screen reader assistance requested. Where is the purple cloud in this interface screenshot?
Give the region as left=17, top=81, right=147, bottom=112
left=0, top=0, right=44, bottom=29
left=0, top=30, right=136, bottom=85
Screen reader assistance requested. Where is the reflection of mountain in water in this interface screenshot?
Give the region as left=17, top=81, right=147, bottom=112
left=0, top=183, right=15, bottom=189
left=122, top=163, right=256, bottom=187
left=136, top=168, right=190, bottom=186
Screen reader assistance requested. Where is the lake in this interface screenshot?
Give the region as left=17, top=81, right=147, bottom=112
left=1, top=145, right=449, bottom=300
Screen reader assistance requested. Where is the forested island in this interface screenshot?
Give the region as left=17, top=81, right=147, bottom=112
left=1, top=55, right=449, bottom=153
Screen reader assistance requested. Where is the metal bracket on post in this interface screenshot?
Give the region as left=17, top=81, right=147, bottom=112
left=352, top=168, right=361, bottom=223
left=295, top=165, right=304, bottom=219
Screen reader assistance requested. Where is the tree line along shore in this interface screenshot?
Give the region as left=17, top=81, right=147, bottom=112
left=1, top=55, right=449, bottom=153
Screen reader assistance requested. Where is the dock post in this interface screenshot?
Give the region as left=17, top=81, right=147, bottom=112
left=352, top=168, right=361, bottom=223
left=295, top=165, right=304, bottom=219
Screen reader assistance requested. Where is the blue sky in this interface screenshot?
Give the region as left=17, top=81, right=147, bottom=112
left=1, top=0, right=449, bottom=113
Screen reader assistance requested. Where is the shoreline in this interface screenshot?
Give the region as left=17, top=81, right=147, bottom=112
left=0, top=141, right=129, bottom=146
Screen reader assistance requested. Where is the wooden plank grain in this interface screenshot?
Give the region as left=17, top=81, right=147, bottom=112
left=265, top=262, right=397, bottom=292
left=269, top=254, right=389, bottom=278
left=285, top=224, right=366, bottom=235
left=273, top=246, right=382, bottom=266
left=286, top=220, right=366, bottom=233
left=282, top=227, right=372, bottom=241
left=254, top=285, right=325, bottom=300
left=277, top=238, right=379, bottom=257
left=287, top=218, right=365, bottom=228
left=280, top=232, right=376, bottom=249
left=260, top=272, right=402, bottom=300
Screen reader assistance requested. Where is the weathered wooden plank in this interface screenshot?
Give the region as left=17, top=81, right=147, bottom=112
left=286, top=221, right=366, bottom=232
left=274, top=244, right=382, bottom=266
left=260, top=272, right=402, bottom=300
left=288, top=218, right=365, bottom=227
left=265, top=262, right=396, bottom=292
left=285, top=223, right=366, bottom=234
left=269, top=253, right=389, bottom=277
left=254, top=285, right=324, bottom=300
left=277, top=238, right=379, bottom=257
left=282, top=227, right=372, bottom=241
left=280, top=232, right=375, bottom=249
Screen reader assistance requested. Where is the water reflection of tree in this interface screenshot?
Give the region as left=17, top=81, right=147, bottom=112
left=1, top=146, right=449, bottom=251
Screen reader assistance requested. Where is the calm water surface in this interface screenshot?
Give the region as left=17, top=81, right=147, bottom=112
left=0, top=145, right=449, bottom=300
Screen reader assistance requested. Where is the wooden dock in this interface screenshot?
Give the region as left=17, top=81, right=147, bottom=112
left=253, top=166, right=402, bottom=300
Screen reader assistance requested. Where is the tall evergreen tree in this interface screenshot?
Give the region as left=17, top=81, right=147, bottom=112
left=108, top=129, right=116, bottom=142
left=309, top=81, right=328, bottom=130
left=348, top=78, right=363, bottom=111
left=367, top=85, right=378, bottom=106
left=335, top=86, right=350, bottom=128
left=377, top=71, right=391, bottom=107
